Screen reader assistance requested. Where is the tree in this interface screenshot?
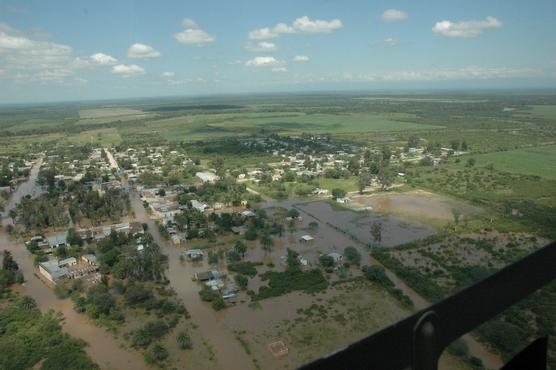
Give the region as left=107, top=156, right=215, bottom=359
left=461, top=141, right=468, bottom=151
left=67, top=228, right=84, bottom=247
left=344, top=246, right=361, bottom=265
left=358, top=170, right=370, bottom=194
left=319, top=254, right=335, bottom=268
left=408, top=135, right=420, bottom=148
left=234, top=240, right=247, bottom=257
left=331, top=188, right=346, bottom=199
left=287, top=208, right=300, bottom=218
left=377, top=165, right=392, bottom=191
left=2, top=250, right=18, bottom=272
left=466, top=158, right=476, bottom=167
left=260, top=232, right=273, bottom=254
left=371, top=222, right=383, bottom=243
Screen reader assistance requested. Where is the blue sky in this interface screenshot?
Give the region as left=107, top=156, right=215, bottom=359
left=1, top=0, right=555, bottom=103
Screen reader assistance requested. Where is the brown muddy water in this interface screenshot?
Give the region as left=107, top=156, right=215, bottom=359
left=297, top=200, right=434, bottom=247
left=353, top=190, right=482, bottom=226
left=1, top=158, right=147, bottom=370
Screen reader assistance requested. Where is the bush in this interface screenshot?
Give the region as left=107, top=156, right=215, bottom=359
left=124, top=284, right=152, bottom=306
left=234, top=274, right=249, bottom=290
left=199, top=286, right=219, bottom=302
left=228, top=261, right=261, bottom=277
left=177, top=331, right=192, bottom=350
left=343, top=246, right=361, bottom=265
left=54, top=284, right=72, bottom=299
left=212, top=296, right=226, bottom=311
left=362, top=265, right=393, bottom=287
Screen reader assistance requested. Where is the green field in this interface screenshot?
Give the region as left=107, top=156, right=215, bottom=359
left=461, top=145, right=556, bottom=179
left=144, top=112, right=443, bottom=141
left=529, top=105, right=556, bottom=120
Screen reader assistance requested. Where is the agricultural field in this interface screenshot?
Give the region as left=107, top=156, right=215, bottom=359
left=457, top=145, right=556, bottom=179
left=141, top=111, right=443, bottom=142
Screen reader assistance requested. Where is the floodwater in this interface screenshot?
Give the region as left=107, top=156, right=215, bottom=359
left=353, top=190, right=481, bottom=225
left=0, top=158, right=147, bottom=370
left=130, top=191, right=255, bottom=370
left=297, top=200, right=434, bottom=247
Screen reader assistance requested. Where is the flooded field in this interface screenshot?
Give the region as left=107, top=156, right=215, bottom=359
left=352, top=190, right=481, bottom=227
left=297, top=200, right=434, bottom=247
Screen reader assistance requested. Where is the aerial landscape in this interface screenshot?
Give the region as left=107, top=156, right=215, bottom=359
left=0, top=1, right=555, bottom=370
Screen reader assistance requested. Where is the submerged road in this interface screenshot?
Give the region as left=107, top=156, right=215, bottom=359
left=129, top=191, right=255, bottom=370
left=0, top=157, right=147, bottom=370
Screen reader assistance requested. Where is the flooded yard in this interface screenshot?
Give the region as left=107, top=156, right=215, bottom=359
left=297, top=200, right=434, bottom=247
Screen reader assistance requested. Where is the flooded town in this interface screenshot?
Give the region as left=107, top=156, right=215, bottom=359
left=1, top=2, right=556, bottom=369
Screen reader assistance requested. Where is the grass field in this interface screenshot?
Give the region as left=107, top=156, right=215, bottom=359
left=144, top=112, right=443, bottom=141
left=79, top=107, right=145, bottom=118
left=529, top=105, right=556, bottom=120
left=460, top=145, right=556, bottom=179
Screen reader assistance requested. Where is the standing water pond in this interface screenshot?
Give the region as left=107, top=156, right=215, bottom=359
left=296, top=200, right=434, bottom=247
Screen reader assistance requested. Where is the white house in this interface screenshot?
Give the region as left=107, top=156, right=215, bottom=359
left=196, top=172, right=219, bottom=183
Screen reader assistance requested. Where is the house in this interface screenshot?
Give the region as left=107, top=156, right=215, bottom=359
left=336, top=197, right=351, bottom=204
left=136, top=244, right=145, bottom=252
left=46, top=233, right=68, bottom=248
left=81, top=254, right=98, bottom=265
left=297, top=255, right=309, bottom=266
left=185, top=249, right=204, bottom=259
left=171, top=234, right=185, bottom=245
left=58, top=257, right=77, bottom=267
left=313, top=188, right=329, bottom=195
left=300, top=235, right=314, bottom=243
left=195, top=270, right=220, bottom=281
left=196, top=172, right=219, bottom=184
left=327, top=252, right=344, bottom=264
left=241, top=210, right=256, bottom=217
left=191, top=200, right=207, bottom=213
left=38, top=260, right=68, bottom=283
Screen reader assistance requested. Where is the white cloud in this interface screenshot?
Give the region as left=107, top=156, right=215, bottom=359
left=381, top=9, right=408, bottom=22
left=272, top=67, right=287, bottom=73
left=371, top=37, right=398, bottom=47
left=90, top=52, right=118, bottom=65
left=293, top=16, right=343, bottom=33
left=245, top=56, right=286, bottom=68
left=174, top=28, right=215, bottom=45
left=161, top=71, right=175, bottom=77
left=433, top=16, right=503, bottom=38
left=0, top=23, right=79, bottom=83
left=292, top=55, right=309, bottom=62
left=111, top=64, right=145, bottom=77
left=127, top=43, right=160, bottom=58
left=249, top=16, right=342, bottom=40
left=182, top=18, right=199, bottom=29
left=244, top=41, right=277, bottom=52
left=316, top=67, right=539, bottom=82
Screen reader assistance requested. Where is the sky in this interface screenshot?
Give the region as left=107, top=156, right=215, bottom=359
left=1, top=0, right=555, bottom=103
